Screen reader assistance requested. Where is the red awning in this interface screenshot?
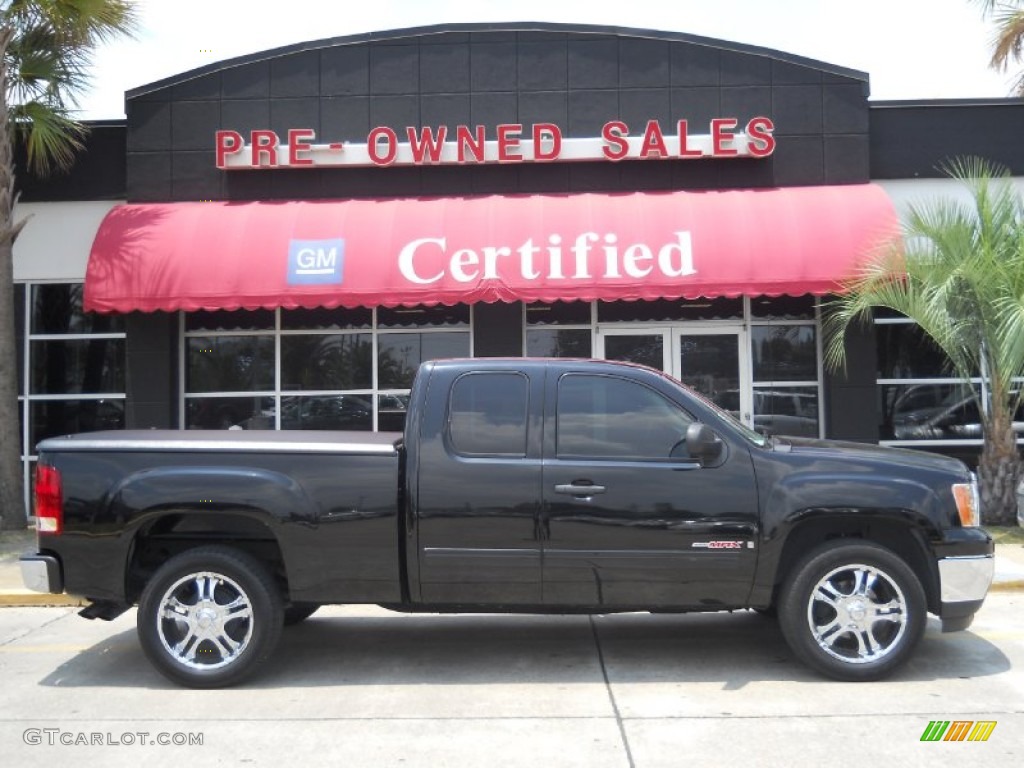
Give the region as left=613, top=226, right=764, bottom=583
left=84, top=185, right=898, bottom=313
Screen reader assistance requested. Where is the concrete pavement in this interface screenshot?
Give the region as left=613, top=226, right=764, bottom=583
left=1, top=596, right=1023, bottom=767
left=1, top=528, right=1023, bottom=607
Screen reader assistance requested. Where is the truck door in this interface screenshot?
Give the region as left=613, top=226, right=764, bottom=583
left=412, top=364, right=544, bottom=604
left=541, top=365, right=760, bottom=607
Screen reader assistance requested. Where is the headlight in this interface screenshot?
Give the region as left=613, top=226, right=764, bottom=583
left=952, top=474, right=981, bottom=527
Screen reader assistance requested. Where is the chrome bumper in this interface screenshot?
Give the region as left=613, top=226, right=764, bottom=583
left=938, top=554, right=994, bottom=603
left=19, top=555, right=63, bottom=594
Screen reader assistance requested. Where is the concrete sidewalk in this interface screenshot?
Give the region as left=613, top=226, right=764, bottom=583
left=2, top=527, right=1022, bottom=608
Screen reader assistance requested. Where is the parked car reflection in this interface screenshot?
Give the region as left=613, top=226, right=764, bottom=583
left=891, top=385, right=1024, bottom=440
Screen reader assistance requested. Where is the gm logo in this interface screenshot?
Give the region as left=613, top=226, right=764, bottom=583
left=288, top=239, right=344, bottom=285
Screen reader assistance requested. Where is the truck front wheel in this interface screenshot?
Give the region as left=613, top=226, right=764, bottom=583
left=137, top=546, right=284, bottom=688
left=778, top=541, right=926, bottom=682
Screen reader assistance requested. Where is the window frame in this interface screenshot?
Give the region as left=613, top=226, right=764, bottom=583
left=180, top=305, right=474, bottom=431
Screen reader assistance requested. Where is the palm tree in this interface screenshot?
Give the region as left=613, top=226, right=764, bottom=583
left=975, top=0, right=1024, bottom=94
left=825, top=157, right=1024, bottom=526
left=0, top=1, right=136, bottom=530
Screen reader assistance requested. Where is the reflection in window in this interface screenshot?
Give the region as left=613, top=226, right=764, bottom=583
left=186, top=397, right=275, bottom=430
left=31, top=284, right=123, bottom=334
left=449, top=373, right=528, bottom=456
left=604, top=334, right=664, bottom=370
left=30, top=339, right=125, bottom=394
left=30, top=399, right=125, bottom=445
left=281, top=334, right=372, bottom=390
left=280, top=396, right=372, bottom=431
left=183, top=305, right=472, bottom=431
left=876, top=323, right=951, bottom=379
left=17, top=282, right=127, bottom=504
left=751, top=326, right=817, bottom=382
left=526, top=328, right=591, bottom=358
left=556, top=375, right=692, bottom=460
left=378, top=332, right=470, bottom=389
left=752, top=387, right=819, bottom=438
left=187, top=336, right=275, bottom=392
left=879, top=383, right=988, bottom=441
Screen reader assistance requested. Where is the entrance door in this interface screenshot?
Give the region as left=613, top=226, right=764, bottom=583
left=676, top=329, right=751, bottom=426
left=597, top=328, right=670, bottom=372
left=597, top=326, right=751, bottom=427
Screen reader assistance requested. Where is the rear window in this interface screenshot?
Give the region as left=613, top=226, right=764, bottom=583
left=448, top=372, right=529, bottom=456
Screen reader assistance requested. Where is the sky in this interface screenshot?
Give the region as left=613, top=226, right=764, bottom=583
left=75, top=0, right=1015, bottom=120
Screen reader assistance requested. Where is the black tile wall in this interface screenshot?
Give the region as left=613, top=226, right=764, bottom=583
left=127, top=151, right=172, bottom=201
left=772, top=85, right=823, bottom=135
left=270, top=51, right=320, bottom=98
left=619, top=39, right=671, bottom=88
left=421, top=44, right=470, bottom=93
left=126, top=28, right=871, bottom=201
left=471, top=42, right=518, bottom=92
left=370, top=44, right=419, bottom=95
left=222, top=61, right=271, bottom=99
left=172, top=101, right=221, bottom=151
left=321, top=47, right=369, bottom=96
left=321, top=96, right=370, bottom=142
left=127, top=101, right=171, bottom=152
left=518, top=41, right=568, bottom=91
left=221, top=99, right=271, bottom=135
left=568, top=39, right=619, bottom=89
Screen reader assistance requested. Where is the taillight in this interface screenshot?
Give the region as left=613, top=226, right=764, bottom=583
left=34, top=465, right=63, bottom=534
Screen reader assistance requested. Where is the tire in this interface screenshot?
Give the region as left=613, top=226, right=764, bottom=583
left=137, top=546, right=284, bottom=688
left=778, top=541, right=926, bottom=682
left=283, top=602, right=320, bottom=626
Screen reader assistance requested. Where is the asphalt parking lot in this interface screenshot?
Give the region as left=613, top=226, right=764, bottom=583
left=1, top=595, right=1022, bottom=768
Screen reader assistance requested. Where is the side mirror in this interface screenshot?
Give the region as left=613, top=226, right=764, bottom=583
left=685, top=422, right=723, bottom=464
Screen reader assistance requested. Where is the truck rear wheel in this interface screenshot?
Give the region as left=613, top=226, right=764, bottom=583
left=137, top=546, right=284, bottom=688
left=778, top=541, right=926, bottom=682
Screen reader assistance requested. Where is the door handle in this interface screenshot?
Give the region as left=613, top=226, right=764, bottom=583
left=554, top=483, right=606, bottom=496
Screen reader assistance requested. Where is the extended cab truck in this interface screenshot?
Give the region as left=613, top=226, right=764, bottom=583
left=20, top=359, right=994, bottom=687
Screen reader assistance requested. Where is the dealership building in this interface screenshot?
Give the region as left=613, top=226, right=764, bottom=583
left=12, top=22, right=1024, bottom=509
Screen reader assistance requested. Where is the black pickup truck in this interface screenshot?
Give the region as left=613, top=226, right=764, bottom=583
left=20, top=358, right=994, bottom=687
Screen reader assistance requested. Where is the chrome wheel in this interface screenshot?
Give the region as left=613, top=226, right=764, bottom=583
left=156, top=571, right=255, bottom=670
left=138, top=546, right=283, bottom=687
left=806, top=563, right=907, bottom=664
left=779, top=541, right=926, bottom=681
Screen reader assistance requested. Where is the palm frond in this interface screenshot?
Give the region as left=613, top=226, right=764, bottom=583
left=1, top=1, right=138, bottom=174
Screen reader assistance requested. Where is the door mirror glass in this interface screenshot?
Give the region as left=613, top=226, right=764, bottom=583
left=685, top=422, right=723, bottom=464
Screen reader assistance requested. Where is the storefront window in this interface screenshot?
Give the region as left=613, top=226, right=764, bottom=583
left=280, top=334, right=373, bottom=390
left=182, top=305, right=472, bottom=431
left=875, top=317, right=985, bottom=445
left=597, top=297, right=743, bottom=322
left=14, top=282, right=127, bottom=512
left=525, top=301, right=593, bottom=358
left=523, top=296, right=824, bottom=438
left=751, top=326, right=817, bottom=382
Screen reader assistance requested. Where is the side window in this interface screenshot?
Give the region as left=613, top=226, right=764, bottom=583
left=556, top=374, right=694, bottom=460
left=449, top=372, right=529, bottom=456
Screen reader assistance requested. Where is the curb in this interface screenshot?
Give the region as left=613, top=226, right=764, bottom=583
left=0, top=591, right=85, bottom=608
left=990, top=580, right=1024, bottom=592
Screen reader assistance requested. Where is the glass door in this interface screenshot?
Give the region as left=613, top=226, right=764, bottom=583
left=597, top=326, right=752, bottom=426
left=596, top=328, right=670, bottom=372
left=675, top=329, right=751, bottom=427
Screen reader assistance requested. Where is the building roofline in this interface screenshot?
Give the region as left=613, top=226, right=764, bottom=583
left=870, top=97, right=1024, bottom=108
left=125, top=20, right=869, bottom=102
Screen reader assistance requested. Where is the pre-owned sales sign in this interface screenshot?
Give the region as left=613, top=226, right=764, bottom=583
left=216, top=117, right=776, bottom=170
